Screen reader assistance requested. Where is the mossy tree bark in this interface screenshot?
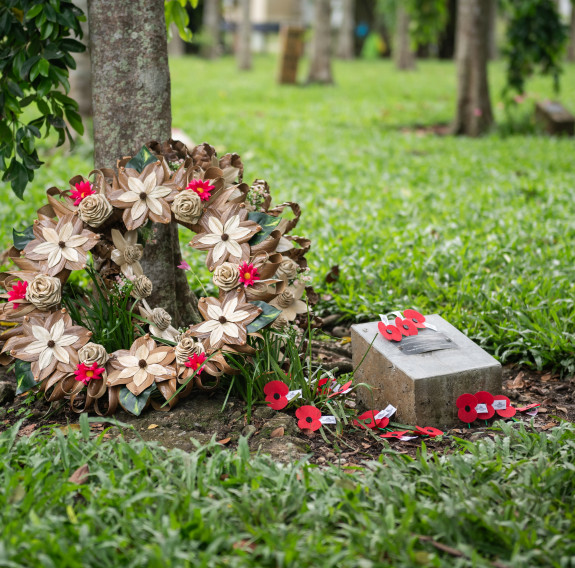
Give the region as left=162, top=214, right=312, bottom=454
left=307, top=0, right=334, bottom=84
left=88, top=0, right=200, bottom=326
left=451, top=0, right=493, bottom=136
left=236, top=0, right=252, bottom=70
left=203, top=0, right=221, bottom=59
left=395, top=5, right=416, bottom=71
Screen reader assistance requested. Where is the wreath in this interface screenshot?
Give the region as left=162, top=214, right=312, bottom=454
left=0, top=140, right=312, bottom=416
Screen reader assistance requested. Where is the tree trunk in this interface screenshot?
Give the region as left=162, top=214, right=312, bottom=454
left=236, top=0, right=252, bottom=70
left=203, top=0, right=221, bottom=59
left=88, top=0, right=200, bottom=326
left=486, top=0, right=498, bottom=60
left=451, top=0, right=493, bottom=136
left=168, top=23, right=186, bottom=57
left=336, top=0, right=354, bottom=59
left=568, top=2, right=575, bottom=62
left=307, top=0, right=334, bottom=84
left=69, top=0, right=92, bottom=117
left=395, top=5, right=416, bottom=70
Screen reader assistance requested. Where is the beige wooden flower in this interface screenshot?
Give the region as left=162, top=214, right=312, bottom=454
left=110, top=229, right=144, bottom=279
left=190, top=289, right=260, bottom=351
left=191, top=205, right=260, bottom=271
left=23, top=215, right=99, bottom=276
left=269, top=280, right=308, bottom=322
left=3, top=310, right=91, bottom=381
left=107, top=335, right=176, bottom=396
left=139, top=300, right=179, bottom=342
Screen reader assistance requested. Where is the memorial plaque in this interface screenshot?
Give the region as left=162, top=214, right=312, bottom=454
left=278, top=26, right=304, bottom=85
left=535, top=101, right=574, bottom=136
left=351, top=315, right=502, bottom=427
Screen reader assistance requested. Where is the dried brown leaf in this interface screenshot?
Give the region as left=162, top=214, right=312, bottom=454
left=68, top=464, right=90, bottom=485
left=147, top=424, right=159, bottom=430
left=217, top=437, right=231, bottom=445
left=270, top=427, right=284, bottom=438
left=511, top=372, right=525, bottom=389
left=556, top=406, right=568, bottom=414
left=541, top=422, right=557, bottom=431
left=18, top=424, right=37, bottom=436
left=541, top=373, right=552, bottom=382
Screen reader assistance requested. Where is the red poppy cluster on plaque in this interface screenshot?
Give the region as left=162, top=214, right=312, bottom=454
left=377, top=309, right=435, bottom=342
left=455, top=391, right=523, bottom=423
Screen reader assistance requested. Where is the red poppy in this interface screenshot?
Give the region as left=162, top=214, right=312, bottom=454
left=74, top=362, right=105, bottom=385
left=378, top=322, right=402, bottom=342
left=264, top=380, right=289, bottom=410
left=517, top=403, right=540, bottom=413
left=7, top=280, right=28, bottom=307
left=70, top=180, right=95, bottom=206
left=415, top=426, right=444, bottom=437
left=186, top=179, right=215, bottom=201
left=238, top=262, right=260, bottom=287
left=493, top=395, right=516, bottom=418
left=353, top=410, right=389, bottom=430
left=316, top=377, right=334, bottom=395
left=474, top=390, right=495, bottom=419
left=403, top=309, right=426, bottom=329
left=328, top=380, right=352, bottom=398
left=185, top=353, right=207, bottom=375
left=394, top=317, right=418, bottom=337
left=380, top=430, right=409, bottom=439
left=456, top=393, right=478, bottom=423
left=296, top=405, right=322, bottom=431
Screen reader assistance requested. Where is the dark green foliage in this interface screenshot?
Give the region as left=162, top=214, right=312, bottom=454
left=12, top=224, right=34, bottom=250
left=119, top=386, right=153, bottom=416
left=502, top=0, right=569, bottom=96
left=125, top=145, right=158, bottom=173
left=246, top=301, right=281, bottom=333
left=1, top=420, right=575, bottom=566
left=247, top=211, right=282, bottom=246
left=14, top=360, right=36, bottom=395
left=0, top=0, right=85, bottom=198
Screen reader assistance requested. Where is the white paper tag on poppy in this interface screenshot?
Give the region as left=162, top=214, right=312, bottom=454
left=375, top=404, right=397, bottom=420
left=475, top=404, right=488, bottom=413
left=390, top=311, right=403, bottom=319
left=286, top=389, right=302, bottom=401
left=319, top=415, right=337, bottom=425
left=492, top=399, right=507, bottom=410
left=332, top=384, right=352, bottom=395
left=400, top=436, right=418, bottom=441
left=423, top=322, right=437, bottom=331
left=379, top=314, right=389, bottom=326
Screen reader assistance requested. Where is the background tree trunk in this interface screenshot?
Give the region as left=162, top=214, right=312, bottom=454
left=307, top=0, right=334, bottom=84
left=451, top=0, right=493, bottom=136
left=88, top=0, right=200, bottom=326
left=236, top=0, right=252, bottom=70
left=69, top=0, right=92, bottom=117
left=203, top=0, right=221, bottom=59
left=168, top=23, right=186, bottom=57
left=568, top=2, right=575, bottom=62
left=336, top=0, right=354, bottom=59
left=486, top=0, right=498, bottom=60
left=395, top=5, right=416, bottom=70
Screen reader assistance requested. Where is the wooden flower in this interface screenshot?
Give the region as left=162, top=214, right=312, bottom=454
left=189, top=289, right=261, bottom=351
left=107, top=335, right=176, bottom=396
left=269, top=280, right=308, bottom=322
left=110, top=229, right=144, bottom=279
left=190, top=205, right=261, bottom=271
left=3, top=309, right=91, bottom=382
left=23, top=214, right=99, bottom=276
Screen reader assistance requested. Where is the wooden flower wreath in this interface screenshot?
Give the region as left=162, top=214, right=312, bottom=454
left=0, top=140, right=312, bottom=416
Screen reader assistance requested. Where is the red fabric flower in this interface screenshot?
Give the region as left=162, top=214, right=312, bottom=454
left=394, top=317, right=418, bottom=337
left=474, top=390, right=495, bottom=419
left=328, top=380, right=352, bottom=398
left=7, top=280, right=28, bottom=308
left=378, top=322, right=402, bottom=342
left=185, top=353, right=207, bottom=375
left=264, top=380, right=289, bottom=410
left=70, top=181, right=95, bottom=206
left=186, top=179, right=215, bottom=201
left=380, top=430, right=409, bottom=439
left=316, top=377, right=334, bottom=395
left=353, top=410, right=389, bottom=430
left=296, top=405, right=322, bottom=431
left=456, top=393, right=478, bottom=423
left=74, top=362, right=105, bottom=385
left=493, top=395, right=516, bottom=418
left=415, top=426, right=444, bottom=437
left=238, top=262, right=260, bottom=287
left=403, top=309, right=426, bottom=329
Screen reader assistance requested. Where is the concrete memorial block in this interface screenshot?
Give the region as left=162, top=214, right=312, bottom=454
left=351, top=315, right=502, bottom=428
left=535, top=101, right=574, bottom=137
left=277, top=26, right=304, bottom=84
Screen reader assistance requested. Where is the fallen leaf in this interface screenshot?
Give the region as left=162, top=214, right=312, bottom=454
left=538, top=407, right=548, bottom=413
left=361, top=443, right=371, bottom=449
left=541, top=422, right=557, bottom=431
left=220, top=474, right=229, bottom=481
left=556, top=406, right=568, bottom=414
left=147, top=424, right=159, bottom=430
left=59, top=424, right=81, bottom=434
left=325, top=265, right=340, bottom=284
left=217, top=437, right=231, bottom=445
left=511, top=372, right=525, bottom=389
left=541, top=373, right=552, bottom=382
left=340, top=337, right=351, bottom=345
left=18, top=424, right=37, bottom=436
left=68, top=464, right=90, bottom=485
left=233, top=540, right=256, bottom=552
left=270, top=427, right=284, bottom=438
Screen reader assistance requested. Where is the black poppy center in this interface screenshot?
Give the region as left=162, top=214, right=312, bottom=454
left=403, top=324, right=409, bottom=330
left=386, top=329, right=393, bottom=335
left=58, top=241, right=66, bottom=248
left=221, top=233, right=229, bottom=241
left=47, top=340, right=55, bottom=348
left=139, top=192, right=147, bottom=200
left=464, top=405, right=471, bottom=412
left=273, top=393, right=280, bottom=400
left=138, top=359, right=147, bottom=368
left=306, top=417, right=313, bottom=423
left=413, top=318, right=419, bottom=323
left=219, top=316, right=227, bottom=324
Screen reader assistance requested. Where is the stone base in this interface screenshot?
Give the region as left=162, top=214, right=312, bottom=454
left=351, top=315, right=502, bottom=428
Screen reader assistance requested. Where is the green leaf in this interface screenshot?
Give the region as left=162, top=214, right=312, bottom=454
left=15, top=361, right=37, bottom=395
left=26, top=4, right=43, bottom=19
left=248, top=212, right=282, bottom=246
left=119, top=386, right=153, bottom=416
left=13, top=225, right=34, bottom=250
left=64, top=108, right=84, bottom=135
left=125, top=145, right=157, bottom=173
left=246, top=301, right=281, bottom=333
left=37, top=58, right=50, bottom=77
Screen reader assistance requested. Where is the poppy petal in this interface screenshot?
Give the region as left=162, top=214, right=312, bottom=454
left=378, top=322, right=402, bottom=342
left=394, top=317, right=418, bottom=336
left=493, top=395, right=516, bottom=418
left=403, top=309, right=426, bottom=328
left=474, top=390, right=495, bottom=419
left=415, top=426, right=444, bottom=437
